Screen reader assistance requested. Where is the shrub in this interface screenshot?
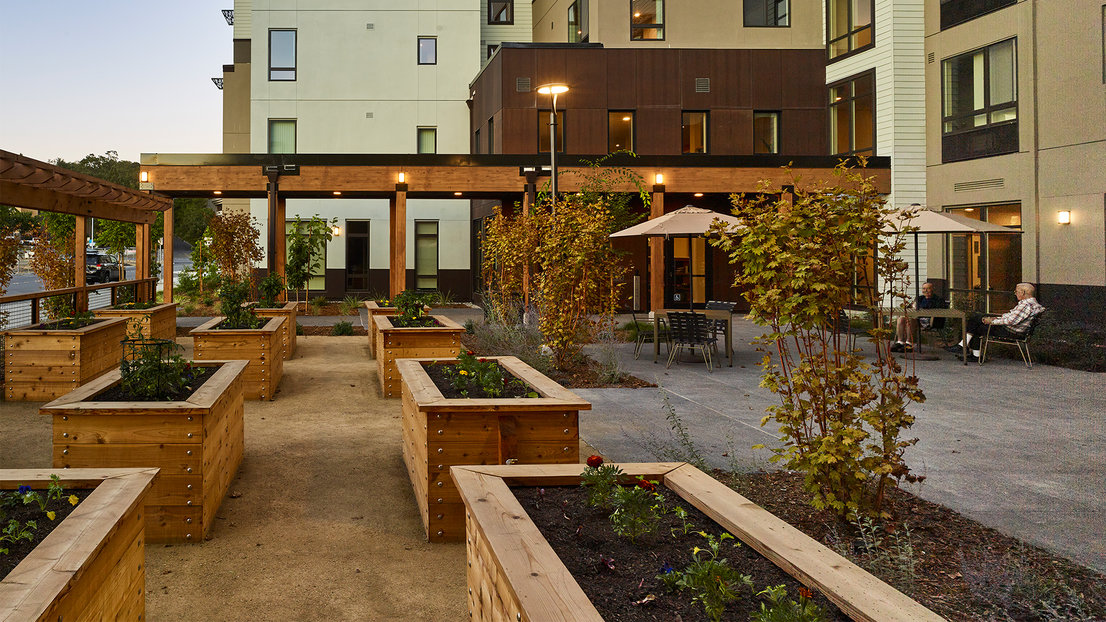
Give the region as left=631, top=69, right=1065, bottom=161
left=120, top=338, right=204, bottom=400
left=258, top=272, right=285, bottom=308
left=750, top=585, right=828, bottom=622
left=218, top=281, right=261, bottom=329
left=206, top=213, right=263, bottom=284
left=308, top=296, right=327, bottom=316
left=337, top=295, right=362, bottom=316
left=331, top=321, right=354, bottom=336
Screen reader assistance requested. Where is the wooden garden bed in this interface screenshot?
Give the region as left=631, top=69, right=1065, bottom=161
left=2, top=317, right=128, bottom=402
left=254, top=301, right=298, bottom=359
left=41, top=360, right=248, bottom=544
left=364, top=300, right=396, bottom=360
left=374, top=315, right=463, bottom=398
left=0, top=468, right=157, bottom=621
left=397, top=356, right=589, bottom=542
left=94, top=302, right=178, bottom=341
left=451, top=462, right=944, bottom=622
left=190, top=316, right=285, bottom=400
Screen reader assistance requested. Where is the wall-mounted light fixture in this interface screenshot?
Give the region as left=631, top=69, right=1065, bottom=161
left=1058, top=210, right=1071, bottom=225
left=398, top=172, right=406, bottom=183
left=332, top=226, right=342, bottom=237
left=655, top=173, right=664, bottom=185
left=139, top=171, right=149, bottom=182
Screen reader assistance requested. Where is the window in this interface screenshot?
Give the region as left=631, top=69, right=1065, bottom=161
left=681, top=112, right=708, bottom=154
left=608, top=111, right=634, bottom=152
left=487, top=117, right=495, bottom=154
left=745, top=0, right=789, bottom=27
left=269, top=30, right=296, bottom=80
left=568, top=0, right=590, bottom=42
left=417, top=127, right=437, bottom=154
left=345, top=220, right=370, bottom=291
left=945, top=203, right=1022, bottom=312
left=941, top=39, right=1018, bottom=162
left=418, top=37, right=437, bottom=65
left=753, top=112, right=780, bottom=154
left=414, top=221, right=439, bottom=290
left=268, top=119, right=296, bottom=154
left=827, top=0, right=873, bottom=61
left=488, top=1, right=514, bottom=24
left=829, top=73, right=874, bottom=156
left=630, top=0, right=664, bottom=40
left=486, top=44, right=498, bottom=61
left=538, top=111, right=565, bottom=153
left=940, top=0, right=1016, bottom=30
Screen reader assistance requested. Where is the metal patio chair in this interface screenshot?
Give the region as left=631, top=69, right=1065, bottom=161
left=665, top=311, right=716, bottom=371
left=980, top=310, right=1045, bottom=368
left=631, top=311, right=668, bottom=359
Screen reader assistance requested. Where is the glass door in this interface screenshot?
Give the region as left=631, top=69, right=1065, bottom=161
left=665, top=237, right=709, bottom=308
left=345, top=220, right=370, bottom=291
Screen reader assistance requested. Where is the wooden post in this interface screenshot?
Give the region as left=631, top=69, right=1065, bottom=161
left=390, top=183, right=408, bottom=297
left=266, top=172, right=280, bottom=285
left=649, top=184, right=665, bottom=312
left=162, top=206, right=174, bottom=303
left=135, top=223, right=149, bottom=302
left=74, top=216, right=88, bottom=312
left=275, top=196, right=287, bottom=301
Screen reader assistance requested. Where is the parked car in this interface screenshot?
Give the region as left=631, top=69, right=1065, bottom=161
left=85, top=252, right=121, bottom=284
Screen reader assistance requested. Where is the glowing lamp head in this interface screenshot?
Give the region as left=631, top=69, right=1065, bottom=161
left=397, top=172, right=406, bottom=183
left=654, top=173, right=664, bottom=185
left=1058, top=210, right=1071, bottom=225
left=139, top=171, right=149, bottom=182
left=537, top=84, right=569, bottom=96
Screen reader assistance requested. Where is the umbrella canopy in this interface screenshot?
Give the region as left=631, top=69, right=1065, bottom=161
left=610, top=206, right=743, bottom=239
left=883, top=209, right=1017, bottom=234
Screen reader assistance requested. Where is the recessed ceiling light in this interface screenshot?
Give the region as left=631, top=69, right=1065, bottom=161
left=694, top=193, right=703, bottom=197
left=622, top=116, right=631, bottom=122
left=213, top=191, right=222, bottom=195
left=333, top=191, right=342, bottom=196
left=454, top=192, right=463, bottom=196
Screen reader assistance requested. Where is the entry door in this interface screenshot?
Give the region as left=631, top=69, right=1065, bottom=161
left=665, top=237, right=710, bottom=308
left=345, top=220, right=370, bottom=291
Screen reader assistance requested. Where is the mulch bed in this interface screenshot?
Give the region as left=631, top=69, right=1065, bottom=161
left=513, top=485, right=848, bottom=621
left=93, top=367, right=218, bottom=402
left=1, top=488, right=95, bottom=579
left=719, top=470, right=1106, bottom=621
left=421, top=361, right=533, bottom=398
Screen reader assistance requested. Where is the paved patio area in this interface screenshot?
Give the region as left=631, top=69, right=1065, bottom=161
left=578, top=314, right=1106, bottom=574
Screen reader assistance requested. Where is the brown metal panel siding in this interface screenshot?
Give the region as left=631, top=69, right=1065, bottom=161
left=636, top=108, right=681, bottom=155
left=534, top=48, right=570, bottom=96
left=501, top=48, right=536, bottom=109
left=749, top=50, right=784, bottom=110
left=606, top=50, right=639, bottom=109
left=564, top=49, right=608, bottom=110
left=636, top=50, right=682, bottom=107
left=780, top=50, right=826, bottom=109
left=566, top=109, right=609, bottom=154
left=501, top=109, right=537, bottom=154
left=711, top=109, right=753, bottom=155
left=781, top=109, right=827, bottom=155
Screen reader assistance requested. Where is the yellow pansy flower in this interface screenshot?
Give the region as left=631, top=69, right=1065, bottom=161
left=459, top=369, right=469, bottom=376
left=47, top=511, right=56, bottom=521
left=69, top=495, right=79, bottom=506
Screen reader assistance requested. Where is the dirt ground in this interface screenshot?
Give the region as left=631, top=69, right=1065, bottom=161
left=1, top=337, right=470, bottom=621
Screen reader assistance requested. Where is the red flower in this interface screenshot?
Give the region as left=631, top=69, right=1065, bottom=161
left=636, top=478, right=657, bottom=492
left=586, top=455, right=603, bottom=468
left=467, top=350, right=475, bottom=356
left=798, top=587, right=814, bottom=600
left=478, top=358, right=487, bottom=363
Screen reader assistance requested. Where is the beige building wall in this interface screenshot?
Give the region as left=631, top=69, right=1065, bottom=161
left=482, top=0, right=533, bottom=64
left=532, top=0, right=823, bottom=49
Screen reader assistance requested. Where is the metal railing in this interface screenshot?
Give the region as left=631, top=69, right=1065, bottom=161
left=0, top=278, right=158, bottom=331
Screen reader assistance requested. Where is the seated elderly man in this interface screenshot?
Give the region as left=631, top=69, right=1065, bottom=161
left=948, top=282, right=1044, bottom=362
left=891, top=282, right=946, bottom=353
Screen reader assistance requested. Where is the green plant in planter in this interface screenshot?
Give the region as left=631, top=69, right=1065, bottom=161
left=120, top=337, right=206, bottom=400
left=750, top=585, right=829, bottom=622
left=1, top=475, right=81, bottom=556
left=331, top=321, right=354, bottom=336
left=439, top=350, right=535, bottom=398
left=391, top=289, right=435, bottom=327
left=218, top=281, right=261, bottom=329
left=659, top=531, right=753, bottom=622
left=39, top=311, right=96, bottom=330
left=580, top=455, right=623, bottom=509
left=608, top=481, right=663, bottom=542
left=258, top=272, right=285, bottom=309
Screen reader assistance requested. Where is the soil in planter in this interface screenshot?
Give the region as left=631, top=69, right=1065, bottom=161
left=513, top=485, right=848, bottom=622
left=390, top=316, right=440, bottom=328
left=112, top=301, right=160, bottom=310
left=33, top=317, right=104, bottom=330
left=422, top=362, right=533, bottom=399
left=1, top=489, right=95, bottom=579
left=93, top=367, right=218, bottom=402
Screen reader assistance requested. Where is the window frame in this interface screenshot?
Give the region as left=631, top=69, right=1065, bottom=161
left=743, top=0, right=790, bottom=28
left=537, top=110, right=566, bottom=154
left=267, top=119, right=297, bottom=154
left=414, top=220, right=440, bottom=291
left=417, top=127, right=437, bottom=154
left=268, top=29, right=297, bottom=81
left=827, top=70, right=876, bottom=157
left=608, top=110, right=636, bottom=153
left=939, top=0, right=1016, bottom=31
left=753, top=111, right=781, bottom=155
left=629, top=0, right=665, bottom=41
left=487, top=116, right=495, bottom=154
left=417, top=37, right=437, bottom=65
left=488, top=0, right=514, bottom=25
left=940, top=38, right=1019, bottom=162
left=681, top=111, right=709, bottom=155
left=568, top=0, right=590, bottom=43
left=826, top=0, right=875, bottom=63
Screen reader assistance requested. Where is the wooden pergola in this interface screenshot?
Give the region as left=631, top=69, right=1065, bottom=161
left=139, top=153, right=890, bottom=308
left=0, top=149, right=173, bottom=310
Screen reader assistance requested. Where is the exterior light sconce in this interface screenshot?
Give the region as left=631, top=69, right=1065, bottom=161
left=332, top=226, right=342, bottom=237
left=139, top=171, right=149, bottom=182
left=397, top=172, right=406, bottom=184
left=693, top=192, right=703, bottom=198
left=333, top=191, right=342, bottom=196
left=454, top=192, right=463, bottom=196
left=655, top=173, right=664, bottom=185
left=213, top=190, right=222, bottom=195
left=1057, top=210, right=1071, bottom=225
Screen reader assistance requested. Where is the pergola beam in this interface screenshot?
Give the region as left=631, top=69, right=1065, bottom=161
left=0, top=181, right=158, bottom=225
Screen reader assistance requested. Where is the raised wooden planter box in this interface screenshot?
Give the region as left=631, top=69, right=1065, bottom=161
left=397, top=356, right=590, bottom=542
left=3, top=317, right=128, bottom=402
left=0, top=468, right=157, bottom=621
left=254, top=301, right=297, bottom=359
left=41, top=361, right=248, bottom=544
left=453, top=463, right=944, bottom=622
left=94, top=302, right=178, bottom=341
left=364, top=301, right=396, bottom=359
left=375, top=314, right=463, bottom=398
left=190, top=316, right=285, bottom=400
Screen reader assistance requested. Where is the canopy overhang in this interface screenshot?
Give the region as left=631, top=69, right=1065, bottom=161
left=610, top=205, right=743, bottom=238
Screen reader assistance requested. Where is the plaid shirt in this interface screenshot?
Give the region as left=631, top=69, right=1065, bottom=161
left=992, top=297, right=1044, bottom=333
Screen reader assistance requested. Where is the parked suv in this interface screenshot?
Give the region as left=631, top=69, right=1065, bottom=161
left=85, top=252, right=121, bottom=284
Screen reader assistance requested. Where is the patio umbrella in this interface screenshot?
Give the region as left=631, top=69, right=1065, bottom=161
left=610, top=206, right=742, bottom=309
left=884, top=207, right=1019, bottom=300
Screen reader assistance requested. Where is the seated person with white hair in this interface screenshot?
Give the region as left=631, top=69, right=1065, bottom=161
left=948, top=282, right=1044, bottom=362
left=891, top=281, right=946, bottom=353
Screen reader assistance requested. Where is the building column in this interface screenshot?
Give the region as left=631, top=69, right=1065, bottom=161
left=390, top=182, right=408, bottom=297
left=649, top=183, right=665, bottom=311
left=162, top=207, right=174, bottom=303
left=266, top=174, right=280, bottom=281
left=274, top=197, right=287, bottom=301
left=74, top=216, right=87, bottom=312
left=136, top=223, right=151, bottom=301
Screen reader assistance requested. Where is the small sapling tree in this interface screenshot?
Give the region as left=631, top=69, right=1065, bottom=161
left=285, top=215, right=335, bottom=305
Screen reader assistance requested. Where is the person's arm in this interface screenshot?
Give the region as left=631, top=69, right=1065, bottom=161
left=989, top=300, right=1030, bottom=326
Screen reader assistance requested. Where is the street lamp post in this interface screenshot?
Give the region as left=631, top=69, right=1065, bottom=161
left=537, top=84, right=569, bottom=210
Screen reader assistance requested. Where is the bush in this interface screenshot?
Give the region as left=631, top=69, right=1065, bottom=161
left=258, top=272, right=284, bottom=308
left=1023, top=320, right=1105, bottom=372
left=218, top=281, right=261, bottom=329
left=337, top=295, right=362, bottom=316
left=308, top=296, right=327, bottom=315
left=331, top=321, right=354, bottom=336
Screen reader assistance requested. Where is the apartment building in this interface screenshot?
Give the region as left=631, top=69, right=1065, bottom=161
left=219, top=0, right=531, bottom=298
left=924, top=0, right=1106, bottom=322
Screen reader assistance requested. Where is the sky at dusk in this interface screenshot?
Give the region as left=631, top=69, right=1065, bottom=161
left=1, top=1, right=231, bottom=163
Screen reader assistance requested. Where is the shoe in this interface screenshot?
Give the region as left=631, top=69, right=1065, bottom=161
left=903, top=343, right=914, bottom=353
left=956, top=353, right=979, bottom=362
left=891, top=342, right=904, bottom=352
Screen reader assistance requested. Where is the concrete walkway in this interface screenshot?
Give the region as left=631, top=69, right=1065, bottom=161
left=576, top=314, right=1106, bottom=574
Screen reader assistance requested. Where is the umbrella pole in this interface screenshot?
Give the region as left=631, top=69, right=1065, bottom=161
left=914, top=232, right=921, bottom=301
